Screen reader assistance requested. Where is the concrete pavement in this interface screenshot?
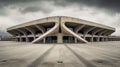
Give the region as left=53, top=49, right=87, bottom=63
left=0, top=41, right=120, bottom=67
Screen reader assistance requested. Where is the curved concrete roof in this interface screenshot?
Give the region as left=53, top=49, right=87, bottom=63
left=7, top=16, right=115, bottom=31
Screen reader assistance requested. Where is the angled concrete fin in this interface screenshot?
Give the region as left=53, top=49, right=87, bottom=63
left=61, top=22, right=88, bottom=43
left=32, top=22, right=59, bottom=43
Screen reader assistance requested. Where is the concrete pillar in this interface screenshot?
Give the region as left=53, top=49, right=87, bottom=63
left=17, top=29, right=28, bottom=42
left=19, top=36, right=22, bottom=42
left=104, top=37, right=107, bottom=41
left=75, top=38, right=77, bottom=43
left=26, top=37, right=29, bottom=42
left=97, top=37, right=100, bottom=42
left=43, top=38, right=45, bottom=43
left=102, top=37, right=104, bottom=41
left=90, top=37, right=93, bottom=42
left=83, top=36, right=86, bottom=40
left=57, top=33, right=63, bottom=43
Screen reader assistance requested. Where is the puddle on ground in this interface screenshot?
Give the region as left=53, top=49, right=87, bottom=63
left=57, top=61, right=63, bottom=64
left=92, top=59, right=117, bottom=67
left=42, top=62, right=55, bottom=67
left=0, top=59, right=24, bottom=63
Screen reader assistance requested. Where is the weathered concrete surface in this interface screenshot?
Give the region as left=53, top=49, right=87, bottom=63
left=0, top=41, right=120, bottom=67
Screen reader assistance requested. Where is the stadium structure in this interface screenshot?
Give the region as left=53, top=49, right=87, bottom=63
left=7, top=16, right=120, bottom=43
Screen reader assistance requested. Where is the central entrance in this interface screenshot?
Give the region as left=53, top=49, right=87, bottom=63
left=63, top=36, right=75, bottom=43
left=46, top=36, right=57, bottom=43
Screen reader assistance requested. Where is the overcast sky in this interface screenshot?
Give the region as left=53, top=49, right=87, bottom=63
left=0, top=0, right=120, bottom=36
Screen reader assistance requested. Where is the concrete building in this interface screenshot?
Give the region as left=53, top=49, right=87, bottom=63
left=7, top=16, right=119, bottom=43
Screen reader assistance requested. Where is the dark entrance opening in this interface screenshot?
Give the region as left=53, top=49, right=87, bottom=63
left=63, top=36, right=75, bottom=43
left=100, top=37, right=102, bottom=41
left=86, top=37, right=91, bottom=42
left=17, top=38, right=20, bottom=42
left=29, top=37, right=34, bottom=42
left=46, top=36, right=57, bottom=43
left=93, top=37, right=97, bottom=42
left=22, top=38, right=26, bottom=42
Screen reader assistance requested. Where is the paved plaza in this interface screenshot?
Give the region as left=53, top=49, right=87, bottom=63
left=0, top=41, right=120, bottom=67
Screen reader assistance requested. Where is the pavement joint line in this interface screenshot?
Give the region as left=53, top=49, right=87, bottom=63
left=27, top=45, right=55, bottom=67
left=64, top=44, right=97, bottom=67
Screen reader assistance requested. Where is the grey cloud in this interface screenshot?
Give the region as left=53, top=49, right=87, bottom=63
left=20, top=6, right=41, bottom=14
left=53, top=0, right=120, bottom=13
left=0, top=0, right=51, bottom=15
left=0, top=0, right=120, bottom=15
left=19, top=5, right=52, bottom=14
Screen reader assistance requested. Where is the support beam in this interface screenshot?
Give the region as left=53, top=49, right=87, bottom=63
left=17, top=29, right=28, bottom=42
left=34, top=25, right=45, bottom=43
left=91, top=28, right=103, bottom=35
left=13, top=30, right=22, bottom=42
left=84, top=27, right=96, bottom=35
left=25, top=27, right=36, bottom=40
left=98, top=29, right=108, bottom=36
left=61, top=22, right=88, bottom=43
left=75, top=25, right=85, bottom=33
left=83, top=27, right=96, bottom=40
left=104, top=31, right=114, bottom=36
left=35, top=24, right=45, bottom=33
left=32, top=22, right=59, bottom=43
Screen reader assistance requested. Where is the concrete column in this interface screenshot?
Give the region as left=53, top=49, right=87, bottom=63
left=106, top=38, right=108, bottom=41
left=19, top=36, right=22, bottom=42
left=12, top=30, right=22, bottom=40
left=57, top=33, right=63, bottom=43
left=102, top=37, right=104, bottom=41
left=17, top=29, right=28, bottom=42
left=75, top=38, right=77, bottom=43
left=97, top=37, right=100, bottom=42
left=43, top=38, right=45, bottom=43
left=83, top=36, right=86, bottom=40
left=26, top=37, right=29, bottom=42
left=90, top=37, right=93, bottom=42
left=83, top=27, right=96, bottom=42
left=104, top=37, right=107, bottom=41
